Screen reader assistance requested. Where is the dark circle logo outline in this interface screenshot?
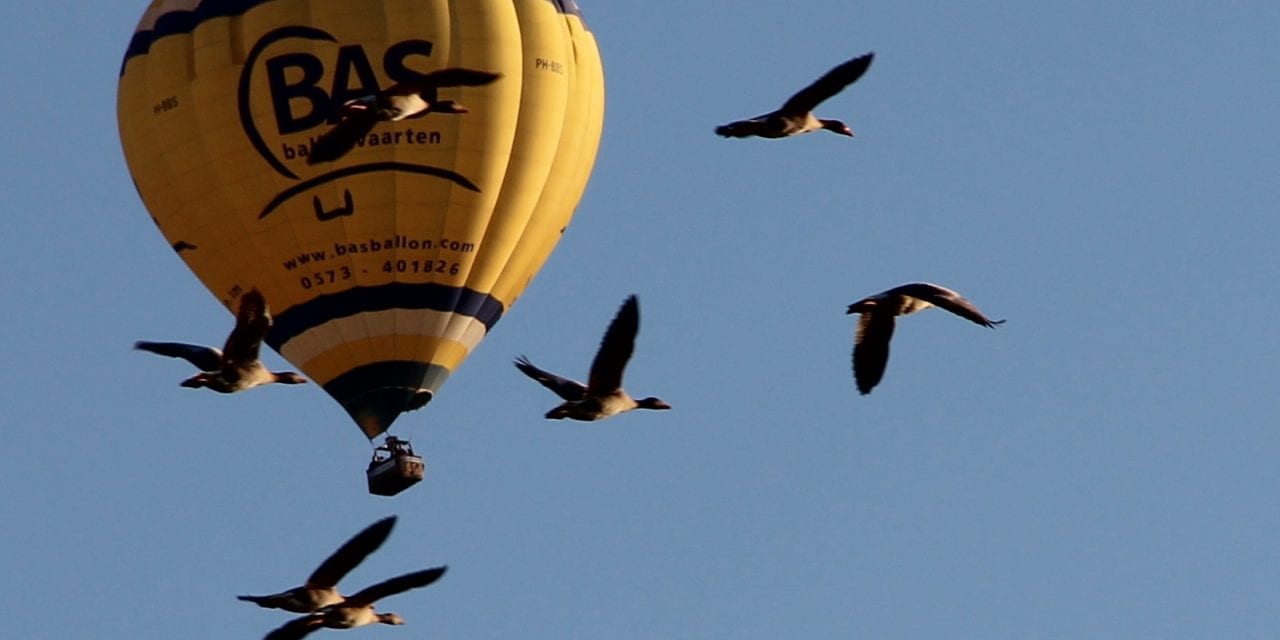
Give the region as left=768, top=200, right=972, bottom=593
left=238, top=25, right=339, bottom=181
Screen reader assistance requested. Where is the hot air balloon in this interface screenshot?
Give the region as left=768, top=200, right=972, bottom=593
left=117, top=0, right=604, bottom=495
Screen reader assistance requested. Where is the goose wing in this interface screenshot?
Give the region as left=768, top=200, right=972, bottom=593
left=779, top=52, right=874, bottom=116
left=306, top=516, right=396, bottom=589
left=222, top=288, right=271, bottom=366
left=263, top=615, right=323, bottom=640
left=307, top=106, right=379, bottom=164
left=134, top=341, right=222, bottom=372
left=344, top=566, right=449, bottom=607
left=410, top=67, right=501, bottom=89
left=586, top=295, right=639, bottom=396
left=892, top=283, right=1005, bottom=328
left=515, top=356, right=587, bottom=401
left=714, top=117, right=768, bottom=138
left=853, top=311, right=896, bottom=395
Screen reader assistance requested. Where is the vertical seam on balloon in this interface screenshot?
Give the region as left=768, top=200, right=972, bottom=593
left=439, top=0, right=519, bottom=355
left=491, top=10, right=592, bottom=306
left=467, top=0, right=565, bottom=298
left=364, top=0, right=396, bottom=395
left=480, top=2, right=574, bottom=309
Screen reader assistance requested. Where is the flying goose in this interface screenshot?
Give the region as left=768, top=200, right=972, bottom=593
left=307, top=68, right=501, bottom=164
left=715, top=52, right=874, bottom=139
left=238, top=516, right=396, bottom=614
left=262, top=566, right=448, bottom=640
left=514, top=295, right=671, bottom=421
left=846, top=282, right=1004, bottom=395
left=135, top=288, right=306, bottom=393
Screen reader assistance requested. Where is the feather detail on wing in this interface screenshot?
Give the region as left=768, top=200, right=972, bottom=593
left=515, top=356, right=587, bottom=401
left=306, top=516, right=395, bottom=589
left=853, top=312, right=895, bottom=395
left=893, top=283, right=1005, bottom=328
left=344, top=566, right=448, bottom=607
left=307, top=108, right=379, bottom=164
left=134, top=341, right=223, bottom=372
left=587, top=295, right=639, bottom=395
left=780, top=52, right=874, bottom=116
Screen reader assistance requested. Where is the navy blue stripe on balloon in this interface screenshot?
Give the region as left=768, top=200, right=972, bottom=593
left=265, top=282, right=505, bottom=351
left=324, top=360, right=451, bottom=436
left=550, top=0, right=585, bottom=19
left=123, top=0, right=589, bottom=74
left=122, top=0, right=271, bottom=73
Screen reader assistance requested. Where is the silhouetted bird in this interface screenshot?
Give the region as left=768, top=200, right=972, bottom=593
left=135, top=288, right=306, bottom=393
left=262, top=566, right=448, bottom=640
left=307, top=68, right=501, bottom=164
left=514, top=295, right=671, bottom=420
left=846, top=282, right=1003, bottom=395
left=716, top=52, right=874, bottom=139
left=238, top=517, right=396, bottom=613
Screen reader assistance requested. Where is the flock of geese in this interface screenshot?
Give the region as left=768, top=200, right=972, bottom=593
left=133, top=49, right=1003, bottom=639
left=237, top=516, right=447, bottom=639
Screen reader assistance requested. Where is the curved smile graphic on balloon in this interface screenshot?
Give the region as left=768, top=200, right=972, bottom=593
left=258, top=163, right=479, bottom=220
left=239, top=25, right=337, bottom=182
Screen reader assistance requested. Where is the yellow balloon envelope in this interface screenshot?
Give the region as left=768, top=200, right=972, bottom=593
left=118, top=0, right=604, bottom=438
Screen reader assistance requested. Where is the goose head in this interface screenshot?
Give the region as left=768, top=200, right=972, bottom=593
left=273, top=371, right=308, bottom=384
left=636, top=397, right=671, bottom=411
left=820, top=119, right=853, bottom=136
left=376, top=613, right=406, bottom=626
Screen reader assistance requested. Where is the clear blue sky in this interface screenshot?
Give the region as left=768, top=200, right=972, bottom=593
left=3, top=2, right=1279, bottom=638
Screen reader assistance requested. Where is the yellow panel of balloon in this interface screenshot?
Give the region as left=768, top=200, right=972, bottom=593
left=118, top=0, right=604, bottom=492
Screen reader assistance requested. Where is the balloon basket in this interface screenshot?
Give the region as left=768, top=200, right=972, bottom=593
left=367, top=436, right=424, bottom=496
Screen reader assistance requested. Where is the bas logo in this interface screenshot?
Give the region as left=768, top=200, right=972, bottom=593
left=240, top=26, right=480, bottom=221
left=239, top=26, right=439, bottom=180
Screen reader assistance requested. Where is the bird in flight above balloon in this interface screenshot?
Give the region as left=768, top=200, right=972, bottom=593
left=135, top=288, right=307, bottom=393
left=715, top=52, right=874, bottom=139
left=307, top=68, right=502, bottom=164
left=514, top=295, right=671, bottom=421
left=845, top=282, right=1004, bottom=395
left=238, top=516, right=396, bottom=614
left=262, top=566, right=448, bottom=640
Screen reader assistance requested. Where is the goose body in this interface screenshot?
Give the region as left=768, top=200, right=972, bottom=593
left=846, top=282, right=1004, bottom=395
left=716, top=52, right=874, bottom=139
left=308, top=68, right=501, bottom=164
left=135, top=288, right=306, bottom=393
left=263, top=566, right=448, bottom=640
left=238, top=517, right=396, bottom=614
left=514, top=295, right=670, bottom=421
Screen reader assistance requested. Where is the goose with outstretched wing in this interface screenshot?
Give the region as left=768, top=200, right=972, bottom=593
left=846, top=282, right=1004, bottom=395
left=135, top=288, right=306, bottom=393
left=262, top=566, right=448, bottom=640
left=238, top=516, right=397, bottom=614
left=514, top=295, right=670, bottom=421
left=308, top=68, right=501, bottom=164
left=716, top=52, right=874, bottom=139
